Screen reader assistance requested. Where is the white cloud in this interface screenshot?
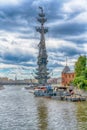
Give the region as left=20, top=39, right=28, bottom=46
left=63, top=32, right=87, bottom=41
left=62, top=0, right=87, bottom=13
left=0, top=63, right=18, bottom=69
left=46, top=38, right=77, bottom=49
left=0, top=0, right=23, bottom=6
left=47, top=19, right=65, bottom=27
left=0, top=31, right=37, bottom=59
left=47, top=38, right=62, bottom=48
left=72, top=12, right=87, bottom=24
left=32, top=0, right=53, bottom=6
left=83, top=43, right=87, bottom=53
left=0, top=62, right=36, bottom=79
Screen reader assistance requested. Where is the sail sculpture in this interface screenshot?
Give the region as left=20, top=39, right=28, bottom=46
left=35, top=7, right=50, bottom=84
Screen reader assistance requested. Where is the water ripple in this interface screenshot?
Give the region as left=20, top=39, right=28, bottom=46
left=0, top=86, right=87, bottom=130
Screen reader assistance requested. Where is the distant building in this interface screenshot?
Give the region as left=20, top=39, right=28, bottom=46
left=0, top=77, right=9, bottom=83
left=61, top=65, right=75, bottom=86
left=48, top=77, right=61, bottom=85
left=8, top=79, right=14, bottom=83
left=24, top=79, right=38, bottom=84
left=31, top=79, right=38, bottom=83
left=24, top=79, right=31, bottom=83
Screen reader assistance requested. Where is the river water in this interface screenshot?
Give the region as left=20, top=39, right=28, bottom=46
left=0, top=85, right=87, bottom=130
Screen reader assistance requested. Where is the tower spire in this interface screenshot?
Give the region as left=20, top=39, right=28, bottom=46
left=66, top=57, right=67, bottom=66
left=35, top=7, right=50, bottom=85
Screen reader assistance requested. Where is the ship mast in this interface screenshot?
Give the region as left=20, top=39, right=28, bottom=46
left=35, top=7, right=50, bottom=85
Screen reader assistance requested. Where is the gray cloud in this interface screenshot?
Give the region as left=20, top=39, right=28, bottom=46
left=0, top=0, right=87, bottom=78
left=50, top=23, right=87, bottom=38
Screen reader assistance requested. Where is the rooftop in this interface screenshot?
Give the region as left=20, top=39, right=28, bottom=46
left=62, top=65, right=70, bottom=73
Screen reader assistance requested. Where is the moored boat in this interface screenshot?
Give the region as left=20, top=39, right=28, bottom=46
left=65, top=96, right=86, bottom=102
left=34, top=85, right=53, bottom=98
left=33, top=85, right=86, bottom=102
left=51, top=86, right=86, bottom=102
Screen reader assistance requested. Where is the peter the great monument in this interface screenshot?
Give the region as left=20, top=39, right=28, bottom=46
left=35, top=7, right=50, bottom=85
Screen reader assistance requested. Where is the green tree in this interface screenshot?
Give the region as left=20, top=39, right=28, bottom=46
left=75, top=56, right=86, bottom=77
left=84, top=68, right=87, bottom=79
left=73, top=55, right=87, bottom=90
left=73, top=76, right=86, bottom=89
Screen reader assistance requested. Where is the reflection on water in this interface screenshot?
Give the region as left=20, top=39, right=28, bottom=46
left=36, top=99, right=48, bottom=130
left=46, top=101, right=78, bottom=130
left=76, top=102, right=87, bottom=130
left=0, top=85, right=87, bottom=130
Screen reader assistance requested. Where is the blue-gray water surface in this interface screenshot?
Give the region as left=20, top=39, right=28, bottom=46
left=0, top=85, right=87, bottom=130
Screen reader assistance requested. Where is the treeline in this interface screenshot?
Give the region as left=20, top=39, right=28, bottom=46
left=73, top=55, right=87, bottom=90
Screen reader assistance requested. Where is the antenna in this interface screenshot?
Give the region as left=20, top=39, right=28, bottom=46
left=66, top=56, right=67, bottom=66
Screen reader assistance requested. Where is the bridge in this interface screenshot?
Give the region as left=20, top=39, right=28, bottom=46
left=0, top=82, right=37, bottom=86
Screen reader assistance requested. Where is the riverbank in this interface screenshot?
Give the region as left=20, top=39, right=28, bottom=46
left=74, top=88, right=87, bottom=99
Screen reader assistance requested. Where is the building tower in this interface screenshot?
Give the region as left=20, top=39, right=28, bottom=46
left=35, top=7, right=50, bottom=84
left=61, top=58, right=75, bottom=86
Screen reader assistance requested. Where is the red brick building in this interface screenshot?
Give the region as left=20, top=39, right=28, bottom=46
left=61, top=65, right=75, bottom=86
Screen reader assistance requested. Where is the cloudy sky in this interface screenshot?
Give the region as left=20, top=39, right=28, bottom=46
left=0, top=0, right=87, bottom=79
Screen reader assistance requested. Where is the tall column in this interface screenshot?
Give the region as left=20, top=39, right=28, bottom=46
left=35, top=7, right=50, bottom=85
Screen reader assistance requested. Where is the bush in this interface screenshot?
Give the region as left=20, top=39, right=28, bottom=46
left=73, top=76, right=87, bottom=90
